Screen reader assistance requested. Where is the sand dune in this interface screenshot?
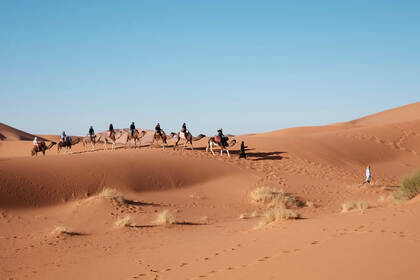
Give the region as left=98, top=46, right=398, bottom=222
left=0, top=122, right=48, bottom=141
left=1, top=103, right=420, bottom=279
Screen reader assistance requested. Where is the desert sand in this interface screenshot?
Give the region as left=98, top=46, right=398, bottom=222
left=1, top=102, right=420, bottom=280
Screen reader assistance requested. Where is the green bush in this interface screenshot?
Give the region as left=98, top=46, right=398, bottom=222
left=393, top=170, right=420, bottom=201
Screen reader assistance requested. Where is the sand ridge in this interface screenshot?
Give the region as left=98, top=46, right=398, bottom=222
left=1, top=103, right=420, bottom=279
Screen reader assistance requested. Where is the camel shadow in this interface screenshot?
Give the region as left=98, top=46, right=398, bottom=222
left=247, top=151, right=287, bottom=161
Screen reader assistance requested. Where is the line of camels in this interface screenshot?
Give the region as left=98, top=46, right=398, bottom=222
left=32, top=128, right=238, bottom=157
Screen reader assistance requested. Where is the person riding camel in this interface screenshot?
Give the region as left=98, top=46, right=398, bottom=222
left=89, top=126, right=95, bottom=141
left=155, top=123, right=162, bottom=137
left=181, top=123, right=187, bottom=137
left=61, top=131, right=66, bottom=143
left=130, top=122, right=136, bottom=137
left=33, top=137, right=38, bottom=149
left=217, top=128, right=226, bottom=147
left=109, top=123, right=115, bottom=137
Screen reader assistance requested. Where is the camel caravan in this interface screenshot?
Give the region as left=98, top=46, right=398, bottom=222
left=30, top=122, right=241, bottom=158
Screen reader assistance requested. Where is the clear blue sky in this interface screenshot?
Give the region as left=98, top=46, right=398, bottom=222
left=1, top=0, right=419, bottom=136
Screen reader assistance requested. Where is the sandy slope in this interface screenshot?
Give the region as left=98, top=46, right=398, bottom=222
left=1, top=102, right=420, bottom=279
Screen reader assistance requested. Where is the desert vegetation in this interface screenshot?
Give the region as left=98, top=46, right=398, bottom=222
left=154, top=210, right=176, bottom=225
left=249, top=186, right=301, bottom=227
left=391, top=170, right=420, bottom=202
left=341, top=201, right=370, bottom=213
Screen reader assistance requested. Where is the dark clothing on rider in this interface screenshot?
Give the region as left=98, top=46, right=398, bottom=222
left=181, top=123, right=187, bottom=133
left=217, top=129, right=226, bottom=146
left=109, top=124, right=115, bottom=136
left=239, top=141, right=247, bottom=159
left=130, top=123, right=135, bottom=136
left=155, top=124, right=162, bottom=136
left=62, top=132, right=66, bottom=142
left=89, top=127, right=94, bottom=136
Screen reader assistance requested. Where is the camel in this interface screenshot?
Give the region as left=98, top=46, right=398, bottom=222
left=173, top=131, right=206, bottom=151
left=151, top=130, right=174, bottom=149
left=83, top=134, right=102, bottom=152
left=102, top=130, right=125, bottom=151
left=122, top=129, right=147, bottom=149
left=31, top=141, right=56, bottom=156
left=57, top=136, right=81, bottom=154
left=206, top=137, right=237, bottom=157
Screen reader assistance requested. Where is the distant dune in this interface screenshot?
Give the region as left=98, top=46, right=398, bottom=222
left=0, top=122, right=48, bottom=141
left=1, top=103, right=420, bottom=280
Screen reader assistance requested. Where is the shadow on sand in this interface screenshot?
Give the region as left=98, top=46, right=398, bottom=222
left=124, top=199, right=161, bottom=207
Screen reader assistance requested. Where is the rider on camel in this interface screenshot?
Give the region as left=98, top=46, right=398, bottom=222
left=89, top=126, right=95, bottom=141
left=33, top=137, right=38, bottom=149
left=217, top=128, right=226, bottom=147
left=109, top=123, right=115, bottom=137
left=155, top=123, right=162, bottom=137
left=130, top=122, right=136, bottom=137
left=181, top=123, right=187, bottom=137
left=61, top=131, right=66, bottom=143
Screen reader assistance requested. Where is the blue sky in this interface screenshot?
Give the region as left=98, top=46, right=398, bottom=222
left=1, top=0, right=419, bottom=136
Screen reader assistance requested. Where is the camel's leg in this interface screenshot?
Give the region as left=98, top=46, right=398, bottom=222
left=104, top=140, right=107, bottom=151
left=210, top=142, right=215, bottom=156
left=220, top=149, right=223, bottom=156
left=174, top=138, right=180, bottom=150
left=227, top=149, right=230, bottom=158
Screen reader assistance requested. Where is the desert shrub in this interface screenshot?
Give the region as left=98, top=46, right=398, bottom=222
left=99, top=188, right=125, bottom=204
left=114, top=215, right=136, bottom=228
left=250, top=186, right=302, bottom=209
left=256, top=207, right=300, bottom=228
left=392, top=171, right=420, bottom=201
left=51, top=225, right=69, bottom=235
left=341, top=201, right=370, bottom=213
left=154, top=210, right=176, bottom=225
left=250, top=186, right=301, bottom=227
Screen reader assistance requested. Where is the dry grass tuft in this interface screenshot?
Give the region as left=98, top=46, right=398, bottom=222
left=250, top=186, right=301, bottom=209
left=391, top=171, right=420, bottom=202
left=114, top=215, right=136, bottom=228
left=154, top=210, right=176, bottom=225
left=305, top=201, right=316, bottom=208
left=51, top=225, right=69, bottom=235
left=256, top=207, right=300, bottom=228
left=99, top=188, right=125, bottom=204
left=200, top=216, right=209, bottom=224
left=341, top=201, right=370, bottom=213
left=189, top=193, right=205, bottom=200
left=250, top=186, right=301, bottom=228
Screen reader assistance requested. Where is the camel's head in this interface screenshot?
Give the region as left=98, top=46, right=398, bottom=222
left=170, top=132, right=177, bottom=138
left=230, top=139, right=237, bottom=147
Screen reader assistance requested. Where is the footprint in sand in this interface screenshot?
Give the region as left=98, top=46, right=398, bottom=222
left=258, top=256, right=271, bottom=261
